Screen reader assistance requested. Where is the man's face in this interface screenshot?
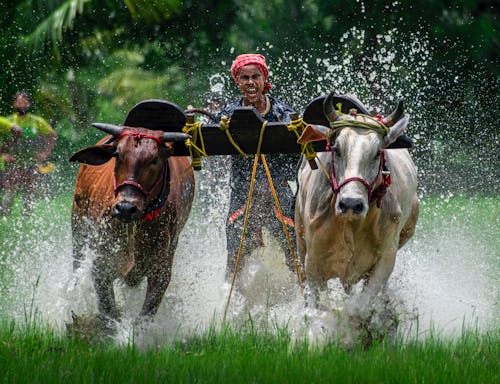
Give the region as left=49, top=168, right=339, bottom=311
left=237, top=65, right=265, bottom=104
left=13, top=95, right=31, bottom=115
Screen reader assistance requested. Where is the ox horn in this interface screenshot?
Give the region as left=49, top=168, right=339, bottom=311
left=382, top=98, right=404, bottom=127
left=161, top=132, right=192, bottom=142
left=92, top=123, right=123, bottom=137
left=323, top=92, right=340, bottom=122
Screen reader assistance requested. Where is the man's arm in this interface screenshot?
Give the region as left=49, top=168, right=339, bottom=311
left=0, top=116, right=21, bottom=154
left=33, top=115, right=57, bottom=163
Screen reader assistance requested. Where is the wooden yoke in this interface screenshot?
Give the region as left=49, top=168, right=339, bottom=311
left=122, top=99, right=330, bottom=157
left=120, top=96, right=411, bottom=158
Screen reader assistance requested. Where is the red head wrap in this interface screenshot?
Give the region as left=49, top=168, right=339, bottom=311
left=230, top=53, right=272, bottom=93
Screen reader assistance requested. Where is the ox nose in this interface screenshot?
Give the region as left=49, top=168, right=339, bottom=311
left=338, top=197, right=365, bottom=215
left=112, top=201, right=140, bottom=221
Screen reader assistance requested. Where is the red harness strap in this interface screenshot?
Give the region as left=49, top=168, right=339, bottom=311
left=329, top=148, right=390, bottom=208
left=113, top=166, right=165, bottom=198
left=113, top=131, right=170, bottom=221
left=118, top=131, right=164, bottom=145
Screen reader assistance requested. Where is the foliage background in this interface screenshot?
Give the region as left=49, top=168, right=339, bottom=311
left=0, top=0, right=498, bottom=194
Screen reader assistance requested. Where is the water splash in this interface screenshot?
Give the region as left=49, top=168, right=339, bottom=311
left=1, top=29, right=498, bottom=346
left=1, top=174, right=497, bottom=347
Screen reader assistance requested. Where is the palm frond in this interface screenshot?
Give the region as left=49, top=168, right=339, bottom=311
left=98, top=67, right=184, bottom=109
left=123, top=0, right=182, bottom=22
left=27, top=0, right=90, bottom=47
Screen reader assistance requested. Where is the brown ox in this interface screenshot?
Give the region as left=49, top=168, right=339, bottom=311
left=295, top=93, right=419, bottom=317
left=70, top=124, right=194, bottom=328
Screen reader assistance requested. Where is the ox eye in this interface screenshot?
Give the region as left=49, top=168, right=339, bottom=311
left=375, top=149, right=381, bottom=159
left=333, top=145, right=341, bottom=157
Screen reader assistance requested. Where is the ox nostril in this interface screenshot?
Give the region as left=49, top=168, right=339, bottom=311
left=353, top=201, right=364, bottom=214
left=114, top=201, right=139, bottom=220
left=339, top=197, right=365, bottom=215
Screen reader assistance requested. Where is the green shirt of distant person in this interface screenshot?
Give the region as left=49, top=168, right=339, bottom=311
left=2, top=112, right=54, bottom=138
left=0, top=93, right=56, bottom=168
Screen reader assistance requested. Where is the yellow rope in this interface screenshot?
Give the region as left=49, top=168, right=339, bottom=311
left=223, top=154, right=259, bottom=321
left=218, top=115, right=250, bottom=157
left=182, top=121, right=208, bottom=169
left=261, top=154, right=303, bottom=288
left=315, top=155, right=331, bottom=183
left=224, top=120, right=268, bottom=321
left=287, top=117, right=317, bottom=162
left=330, top=114, right=389, bottom=136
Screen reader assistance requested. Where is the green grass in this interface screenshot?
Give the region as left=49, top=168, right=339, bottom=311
left=0, top=192, right=498, bottom=383
left=0, top=320, right=498, bottom=384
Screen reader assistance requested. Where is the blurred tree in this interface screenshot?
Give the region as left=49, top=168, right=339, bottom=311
left=1, top=0, right=497, bottom=193
left=0, top=1, right=49, bottom=114
left=24, top=0, right=238, bottom=107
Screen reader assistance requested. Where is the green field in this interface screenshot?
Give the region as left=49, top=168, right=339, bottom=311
left=0, top=193, right=498, bottom=382
left=0, top=320, right=498, bottom=384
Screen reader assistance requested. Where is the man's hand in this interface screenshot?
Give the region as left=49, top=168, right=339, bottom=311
left=35, top=152, right=48, bottom=163
left=11, top=124, right=22, bottom=137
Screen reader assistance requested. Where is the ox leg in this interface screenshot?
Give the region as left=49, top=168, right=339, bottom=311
left=92, top=256, right=120, bottom=327
left=303, top=276, right=327, bottom=310
left=349, top=248, right=398, bottom=319
left=296, top=231, right=322, bottom=309
left=138, top=246, right=175, bottom=321
left=71, top=213, right=88, bottom=270
left=139, top=265, right=172, bottom=322
left=347, top=254, right=400, bottom=346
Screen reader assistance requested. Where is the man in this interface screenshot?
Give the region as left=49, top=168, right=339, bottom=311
left=0, top=92, right=57, bottom=214
left=216, top=53, right=300, bottom=277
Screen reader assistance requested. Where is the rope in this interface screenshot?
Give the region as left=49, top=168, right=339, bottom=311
left=261, top=154, right=303, bottom=287
left=224, top=120, right=268, bottom=321
left=287, top=117, right=317, bottom=162
left=218, top=115, right=250, bottom=157
left=330, top=114, right=389, bottom=136
left=182, top=121, right=208, bottom=169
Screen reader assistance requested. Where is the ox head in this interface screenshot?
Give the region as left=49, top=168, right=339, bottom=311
left=298, top=93, right=409, bottom=219
left=70, top=123, right=190, bottom=222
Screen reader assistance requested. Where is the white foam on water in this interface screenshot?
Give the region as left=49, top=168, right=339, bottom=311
left=2, top=166, right=497, bottom=347
left=1, top=29, right=497, bottom=346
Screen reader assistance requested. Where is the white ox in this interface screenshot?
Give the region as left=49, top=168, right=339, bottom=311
left=295, top=93, right=419, bottom=315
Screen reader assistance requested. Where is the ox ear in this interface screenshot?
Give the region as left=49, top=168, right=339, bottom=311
left=70, top=144, right=117, bottom=165
left=160, top=142, right=175, bottom=157
left=383, top=115, right=409, bottom=148
left=297, top=124, right=331, bottom=144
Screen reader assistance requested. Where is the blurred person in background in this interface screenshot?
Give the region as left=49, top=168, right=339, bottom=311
left=0, top=92, right=57, bottom=215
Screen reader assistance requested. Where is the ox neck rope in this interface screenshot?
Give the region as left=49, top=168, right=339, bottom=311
left=113, top=131, right=171, bottom=221
left=327, top=116, right=391, bottom=209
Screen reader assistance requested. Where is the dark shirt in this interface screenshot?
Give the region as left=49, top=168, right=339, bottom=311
left=217, top=95, right=300, bottom=219
left=216, top=95, right=294, bottom=123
